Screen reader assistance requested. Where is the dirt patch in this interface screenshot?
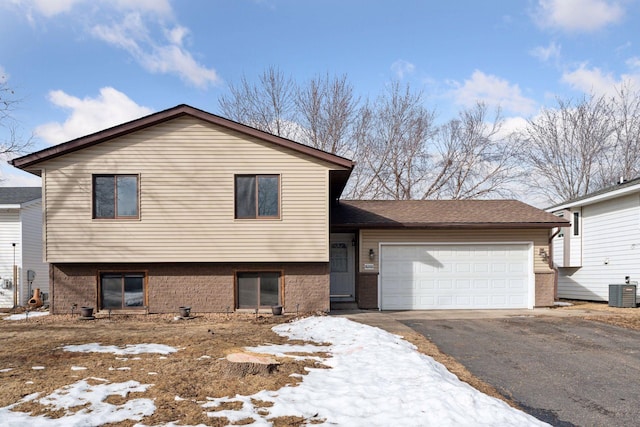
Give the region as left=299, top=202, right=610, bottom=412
left=4, top=302, right=637, bottom=425
left=0, top=312, right=323, bottom=426
left=553, top=300, right=640, bottom=330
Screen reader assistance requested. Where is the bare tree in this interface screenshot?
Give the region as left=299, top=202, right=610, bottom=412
left=218, top=66, right=296, bottom=138
left=597, top=82, right=640, bottom=186
left=1, top=77, right=32, bottom=164
left=295, top=73, right=359, bottom=156
left=426, top=103, right=521, bottom=199
left=520, top=94, right=613, bottom=204
left=346, top=81, right=437, bottom=200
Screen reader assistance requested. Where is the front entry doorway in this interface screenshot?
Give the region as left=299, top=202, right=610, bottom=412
left=330, top=233, right=355, bottom=302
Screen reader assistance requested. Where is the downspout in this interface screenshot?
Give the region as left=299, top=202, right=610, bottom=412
left=12, top=243, right=18, bottom=309
left=549, top=229, right=561, bottom=302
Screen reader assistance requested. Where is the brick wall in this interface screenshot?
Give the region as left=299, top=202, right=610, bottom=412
left=50, top=262, right=329, bottom=314
left=535, top=271, right=555, bottom=307
left=356, top=272, right=379, bottom=309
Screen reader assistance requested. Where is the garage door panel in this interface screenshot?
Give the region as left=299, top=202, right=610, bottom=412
left=380, top=244, right=531, bottom=310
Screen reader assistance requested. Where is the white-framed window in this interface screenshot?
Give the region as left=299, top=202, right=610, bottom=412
left=572, top=211, right=580, bottom=236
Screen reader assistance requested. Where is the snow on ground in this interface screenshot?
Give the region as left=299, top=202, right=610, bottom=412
left=0, top=378, right=154, bottom=427
left=207, top=316, right=549, bottom=426
left=62, top=343, right=177, bottom=355
left=4, top=311, right=50, bottom=321
left=0, top=316, right=549, bottom=426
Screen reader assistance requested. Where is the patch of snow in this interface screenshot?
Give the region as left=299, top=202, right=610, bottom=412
left=70, top=366, right=87, bottom=371
left=205, top=316, right=549, bottom=426
left=0, top=378, right=155, bottom=426
left=554, top=301, right=573, bottom=307
left=197, top=355, right=211, bottom=360
left=31, top=366, right=45, bottom=370
left=4, top=311, right=49, bottom=321
left=109, top=367, right=131, bottom=371
left=148, top=372, right=158, bottom=375
left=0, top=368, right=14, bottom=373
left=63, top=343, right=177, bottom=355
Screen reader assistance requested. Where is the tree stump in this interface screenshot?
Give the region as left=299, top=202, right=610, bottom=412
left=224, top=352, right=280, bottom=377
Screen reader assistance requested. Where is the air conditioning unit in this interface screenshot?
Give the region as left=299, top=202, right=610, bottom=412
left=609, top=284, right=637, bottom=308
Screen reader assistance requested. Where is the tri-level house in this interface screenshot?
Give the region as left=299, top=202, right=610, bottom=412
left=10, top=105, right=567, bottom=314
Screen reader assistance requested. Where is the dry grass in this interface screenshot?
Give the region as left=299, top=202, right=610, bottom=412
left=554, top=299, right=640, bottom=330
left=1, top=302, right=638, bottom=425
left=0, top=312, right=324, bottom=426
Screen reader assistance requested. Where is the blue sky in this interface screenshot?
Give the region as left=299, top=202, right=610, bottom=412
left=1, top=0, right=639, bottom=187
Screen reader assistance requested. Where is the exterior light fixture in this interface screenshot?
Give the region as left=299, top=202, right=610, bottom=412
left=369, top=248, right=375, bottom=260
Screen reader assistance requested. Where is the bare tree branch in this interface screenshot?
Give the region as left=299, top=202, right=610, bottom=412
left=1, top=78, right=34, bottom=172
left=519, top=94, right=614, bottom=203
left=218, top=66, right=296, bottom=138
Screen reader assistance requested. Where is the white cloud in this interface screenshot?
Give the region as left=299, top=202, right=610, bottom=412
left=534, top=0, right=624, bottom=32
left=0, top=65, right=8, bottom=82
left=390, top=60, right=416, bottom=79
left=12, top=0, right=217, bottom=88
left=450, top=70, right=537, bottom=116
left=20, top=0, right=171, bottom=17
left=627, top=57, right=640, bottom=70
left=561, top=64, right=640, bottom=96
left=35, top=87, right=153, bottom=144
left=530, top=41, right=561, bottom=62
left=92, top=14, right=220, bottom=88
left=31, top=0, right=83, bottom=16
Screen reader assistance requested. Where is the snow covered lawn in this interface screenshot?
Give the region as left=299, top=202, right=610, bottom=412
left=0, top=315, right=547, bottom=426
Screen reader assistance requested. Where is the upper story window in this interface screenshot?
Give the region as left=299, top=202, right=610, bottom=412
left=572, top=211, right=580, bottom=236
left=235, top=175, right=280, bottom=219
left=93, top=175, right=139, bottom=219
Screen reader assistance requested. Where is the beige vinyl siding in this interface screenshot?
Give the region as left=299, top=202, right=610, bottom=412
left=40, top=116, right=343, bottom=263
left=359, top=228, right=551, bottom=273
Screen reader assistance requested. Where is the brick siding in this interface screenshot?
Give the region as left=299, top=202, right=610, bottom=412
left=356, top=272, right=379, bottom=309
left=535, top=271, right=556, bottom=307
left=50, top=262, right=329, bottom=315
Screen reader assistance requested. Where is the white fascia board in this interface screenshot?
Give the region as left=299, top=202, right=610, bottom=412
left=547, top=184, right=640, bottom=212
left=0, top=204, right=21, bottom=209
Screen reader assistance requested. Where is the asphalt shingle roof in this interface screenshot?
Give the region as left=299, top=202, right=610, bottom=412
left=546, top=177, right=640, bottom=210
left=0, top=187, right=42, bottom=205
left=332, top=199, right=568, bottom=229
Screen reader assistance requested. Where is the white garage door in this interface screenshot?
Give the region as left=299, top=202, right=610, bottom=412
left=380, top=244, right=532, bottom=310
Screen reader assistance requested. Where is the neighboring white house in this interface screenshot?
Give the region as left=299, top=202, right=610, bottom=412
left=0, top=187, right=48, bottom=309
left=547, top=178, right=640, bottom=302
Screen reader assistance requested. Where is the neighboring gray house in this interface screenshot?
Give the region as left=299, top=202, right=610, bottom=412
left=547, top=178, right=640, bottom=302
left=0, top=187, right=48, bottom=309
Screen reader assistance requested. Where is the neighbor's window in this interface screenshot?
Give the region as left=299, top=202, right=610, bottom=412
left=235, top=175, right=280, bottom=219
left=100, top=272, right=145, bottom=309
left=557, top=212, right=564, bottom=238
left=237, top=272, right=280, bottom=308
left=94, top=175, right=139, bottom=219
left=573, top=211, right=580, bottom=236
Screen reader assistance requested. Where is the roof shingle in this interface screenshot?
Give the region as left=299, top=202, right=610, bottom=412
left=0, top=187, right=41, bottom=205
left=332, top=199, right=568, bottom=229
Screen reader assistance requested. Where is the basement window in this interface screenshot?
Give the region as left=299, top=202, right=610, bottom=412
left=236, top=272, right=281, bottom=308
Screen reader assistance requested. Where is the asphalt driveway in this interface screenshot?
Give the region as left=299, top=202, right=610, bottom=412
left=401, top=315, right=640, bottom=426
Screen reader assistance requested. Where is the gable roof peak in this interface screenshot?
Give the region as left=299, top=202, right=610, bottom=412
left=9, top=104, right=354, bottom=172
